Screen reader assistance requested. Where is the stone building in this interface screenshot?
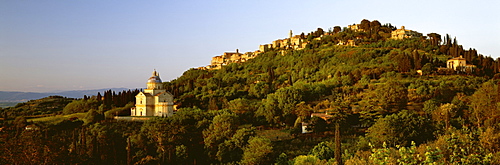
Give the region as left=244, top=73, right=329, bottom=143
left=447, top=56, right=476, bottom=72
left=348, top=24, right=362, bottom=32
left=206, top=49, right=259, bottom=70
left=211, top=56, right=224, bottom=66
left=259, top=44, right=270, bottom=52
left=260, top=30, right=307, bottom=52
left=391, top=26, right=422, bottom=39
left=209, top=49, right=242, bottom=69
left=130, top=70, right=174, bottom=117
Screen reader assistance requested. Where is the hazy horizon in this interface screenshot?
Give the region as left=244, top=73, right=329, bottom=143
left=2, top=0, right=499, bottom=92
left=0, top=87, right=138, bottom=93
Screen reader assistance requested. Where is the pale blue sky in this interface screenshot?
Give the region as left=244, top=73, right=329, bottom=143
left=1, top=0, right=499, bottom=92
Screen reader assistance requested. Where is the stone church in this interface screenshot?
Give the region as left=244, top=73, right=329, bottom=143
left=130, top=70, right=174, bottom=117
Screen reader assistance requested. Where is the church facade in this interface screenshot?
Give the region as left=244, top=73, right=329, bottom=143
left=130, top=70, right=174, bottom=117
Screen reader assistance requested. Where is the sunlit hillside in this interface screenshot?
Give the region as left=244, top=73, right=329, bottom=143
left=1, top=19, right=499, bottom=164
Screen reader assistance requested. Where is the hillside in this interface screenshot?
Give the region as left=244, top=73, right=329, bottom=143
left=0, top=88, right=140, bottom=120
left=0, top=96, right=75, bottom=118
left=0, top=91, right=50, bottom=103
left=1, top=19, right=500, bottom=164
left=161, top=19, right=500, bottom=164
left=167, top=19, right=495, bottom=112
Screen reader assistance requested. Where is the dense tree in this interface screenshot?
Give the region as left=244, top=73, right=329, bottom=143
left=333, top=26, right=342, bottom=33
left=394, top=52, right=414, bottom=72
left=309, top=116, right=327, bottom=133
left=366, top=110, right=435, bottom=147
left=227, top=98, right=257, bottom=124
left=256, top=85, right=304, bottom=125
left=203, top=111, right=239, bottom=161
left=84, top=108, right=104, bottom=124
left=314, top=28, right=324, bottom=38
left=240, top=136, right=273, bottom=165
left=293, top=155, right=333, bottom=165
left=470, top=81, right=499, bottom=128
left=427, top=33, right=442, bottom=46
left=421, top=63, right=434, bottom=75
left=432, top=103, right=458, bottom=130
left=275, top=153, right=290, bottom=165
left=375, top=80, right=408, bottom=110
left=309, top=141, right=334, bottom=160
left=62, top=99, right=99, bottom=114
left=216, top=127, right=256, bottom=163
left=359, top=19, right=371, bottom=31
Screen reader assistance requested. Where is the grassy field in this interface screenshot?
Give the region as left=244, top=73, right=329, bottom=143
left=257, top=129, right=294, bottom=141
left=28, top=113, right=87, bottom=124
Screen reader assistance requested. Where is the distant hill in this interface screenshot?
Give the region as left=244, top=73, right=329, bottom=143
left=0, top=88, right=130, bottom=102
left=0, top=92, right=49, bottom=102
left=0, top=96, right=76, bottom=117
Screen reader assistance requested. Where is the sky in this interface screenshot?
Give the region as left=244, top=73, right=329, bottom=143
left=1, top=0, right=499, bottom=92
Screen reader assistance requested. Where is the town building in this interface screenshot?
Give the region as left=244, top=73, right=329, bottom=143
left=447, top=56, right=476, bottom=72
left=348, top=24, right=363, bottom=32
left=130, top=70, right=174, bottom=117
left=206, top=49, right=258, bottom=70
left=391, top=26, right=422, bottom=39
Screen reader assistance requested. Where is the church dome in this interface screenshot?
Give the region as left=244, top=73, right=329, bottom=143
left=147, top=70, right=162, bottom=83
left=148, top=76, right=162, bottom=83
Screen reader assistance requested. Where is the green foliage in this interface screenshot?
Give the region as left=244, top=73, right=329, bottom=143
left=292, top=155, right=333, bottom=165
left=84, top=108, right=103, bottom=124
left=216, top=127, right=256, bottom=163
left=175, top=145, right=188, bottom=164
left=309, top=116, right=328, bottom=133
left=27, top=112, right=87, bottom=125
left=422, top=146, right=444, bottom=165
left=432, top=103, right=458, bottom=129
left=375, top=80, right=408, bottom=110
left=422, top=63, right=434, bottom=75
left=470, top=80, right=499, bottom=127
left=139, top=117, right=189, bottom=163
left=203, top=111, right=239, bottom=160
left=240, top=136, right=273, bottom=165
left=104, top=102, right=134, bottom=118
left=257, top=86, right=302, bottom=125
left=480, top=127, right=500, bottom=154
left=309, top=141, right=334, bottom=160
left=0, top=96, right=75, bottom=119
left=368, top=141, right=445, bottom=165
left=369, top=142, right=394, bottom=165
left=396, top=142, right=418, bottom=165
left=439, top=128, right=494, bottom=164
left=423, top=99, right=440, bottom=116
left=276, top=152, right=291, bottom=165
left=63, top=99, right=99, bottom=115
left=367, top=110, right=435, bottom=147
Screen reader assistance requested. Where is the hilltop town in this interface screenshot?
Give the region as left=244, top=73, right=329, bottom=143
left=202, top=21, right=423, bottom=70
